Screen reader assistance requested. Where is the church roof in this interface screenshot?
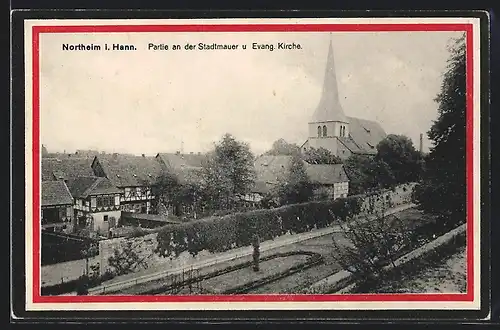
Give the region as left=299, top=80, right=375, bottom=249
left=339, top=116, right=387, bottom=155
left=310, top=38, right=348, bottom=124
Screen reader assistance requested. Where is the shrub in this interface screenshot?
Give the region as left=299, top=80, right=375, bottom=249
left=155, top=195, right=364, bottom=259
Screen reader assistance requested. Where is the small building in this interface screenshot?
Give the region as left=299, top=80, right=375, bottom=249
left=91, top=154, right=163, bottom=214
left=305, top=163, right=349, bottom=199
left=253, top=155, right=349, bottom=201
left=67, top=176, right=123, bottom=236
left=41, top=181, right=74, bottom=234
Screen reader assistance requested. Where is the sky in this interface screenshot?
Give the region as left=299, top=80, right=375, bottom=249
left=40, top=30, right=462, bottom=156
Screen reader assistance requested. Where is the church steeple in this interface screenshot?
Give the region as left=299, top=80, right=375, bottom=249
left=310, top=35, right=348, bottom=124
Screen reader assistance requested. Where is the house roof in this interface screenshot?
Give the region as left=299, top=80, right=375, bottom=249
left=42, top=180, right=74, bottom=206
left=67, top=176, right=122, bottom=198
left=93, top=154, right=164, bottom=187
left=305, top=164, right=349, bottom=185
left=339, top=116, right=387, bottom=155
left=41, top=157, right=95, bottom=181
left=254, top=155, right=293, bottom=185
left=156, top=153, right=206, bottom=184
left=250, top=180, right=274, bottom=194
left=254, top=155, right=347, bottom=188
left=156, top=152, right=205, bottom=169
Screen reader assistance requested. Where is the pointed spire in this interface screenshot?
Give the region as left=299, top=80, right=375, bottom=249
left=310, top=35, right=347, bottom=123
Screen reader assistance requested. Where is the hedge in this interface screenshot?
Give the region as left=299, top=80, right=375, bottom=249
left=155, top=195, right=364, bottom=259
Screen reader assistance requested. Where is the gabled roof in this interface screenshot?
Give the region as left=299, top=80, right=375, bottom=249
left=67, top=176, right=122, bottom=199
left=305, top=164, right=349, bottom=184
left=93, top=154, right=164, bottom=187
left=42, top=157, right=95, bottom=181
left=156, top=153, right=206, bottom=184
left=41, top=181, right=74, bottom=206
left=156, top=152, right=205, bottom=169
left=254, top=155, right=347, bottom=188
left=254, top=155, right=294, bottom=185
left=340, top=116, right=387, bottom=155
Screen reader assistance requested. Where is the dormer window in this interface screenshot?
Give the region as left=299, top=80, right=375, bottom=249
left=116, top=174, right=121, bottom=178
left=133, top=174, right=137, bottom=177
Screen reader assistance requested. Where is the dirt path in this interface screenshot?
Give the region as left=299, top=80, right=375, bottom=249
left=372, top=246, right=466, bottom=293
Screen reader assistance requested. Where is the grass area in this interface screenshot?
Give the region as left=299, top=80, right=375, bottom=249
left=352, top=232, right=466, bottom=294
left=115, top=206, right=434, bottom=295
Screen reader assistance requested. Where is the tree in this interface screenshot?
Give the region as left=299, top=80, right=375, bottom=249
left=151, top=171, right=183, bottom=216
left=344, top=154, right=395, bottom=195
left=200, top=134, right=256, bottom=210
left=376, top=134, right=424, bottom=184
left=331, top=198, right=412, bottom=288
left=413, top=35, right=466, bottom=227
left=264, top=138, right=301, bottom=156
left=302, top=147, right=342, bottom=165
left=107, top=240, right=148, bottom=276
left=275, top=154, right=314, bottom=204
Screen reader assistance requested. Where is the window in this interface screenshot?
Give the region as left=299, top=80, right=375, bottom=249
left=317, top=126, right=321, bottom=137
left=103, top=215, right=108, bottom=222
left=322, top=125, right=327, bottom=137
left=97, top=195, right=115, bottom=207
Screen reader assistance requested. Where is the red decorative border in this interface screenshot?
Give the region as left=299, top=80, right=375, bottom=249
left=31, top=23, right=475, bottom=304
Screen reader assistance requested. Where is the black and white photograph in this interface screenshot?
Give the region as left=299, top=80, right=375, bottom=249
left=20, top=17, right=485, bottom=312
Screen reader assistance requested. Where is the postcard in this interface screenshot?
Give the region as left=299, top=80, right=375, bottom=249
left=16, top=15, right=488, bottom=316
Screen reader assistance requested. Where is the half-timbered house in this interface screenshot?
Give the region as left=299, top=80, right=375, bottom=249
left=91, top=154, right=163, bottom=214
left=67, top=176, right=122, bottom=236
left=41, top=180, right=74, bottom=234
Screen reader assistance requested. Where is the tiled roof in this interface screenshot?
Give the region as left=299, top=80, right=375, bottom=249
left=254, top=155, right=294, bottom=185
left=156, top=153, right=206, bottom=184
left=342, top=116, right=386, bottom=155
left=67, top=176, right=122, bottom=198
left=41, top=181, right=73, bottom=206
left=305, top=164, right=349, bottom=184
left=41, top=157, right=95, bottom=181
left=254, top=155, right=348, bottom=188
left=156, top=152, right=206, bottom=169
left=94, top=154, right=164, bottom=187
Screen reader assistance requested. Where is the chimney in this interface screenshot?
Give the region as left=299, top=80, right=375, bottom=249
left=197, top=152, right=201, bottom=155
left=190, top=152, right=193, bottom=155
left=419, top=133, right=423, bottom=153
left=176, top=151, right=180, bottom=155
left=142, top=154, right=145, bottom=157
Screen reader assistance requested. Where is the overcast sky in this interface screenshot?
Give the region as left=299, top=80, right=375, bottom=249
left=40, top=31, right=462, bottom=156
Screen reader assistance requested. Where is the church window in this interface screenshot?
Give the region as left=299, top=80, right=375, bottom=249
left=317, top=126, right=321, bottom=137
left=322, top=125, right=327, bottom=137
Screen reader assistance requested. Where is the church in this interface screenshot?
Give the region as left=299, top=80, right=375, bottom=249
left=301, top=38, right=387, bottom=159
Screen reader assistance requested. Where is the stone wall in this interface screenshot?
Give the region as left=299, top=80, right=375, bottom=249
left=97, top=183, right=416, bottom=277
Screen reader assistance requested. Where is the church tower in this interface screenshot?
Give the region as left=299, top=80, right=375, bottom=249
left=306, top=36, right=350, bottom=156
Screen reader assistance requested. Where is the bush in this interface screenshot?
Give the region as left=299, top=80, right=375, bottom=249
left=155, top=195, right=364, bottom=259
